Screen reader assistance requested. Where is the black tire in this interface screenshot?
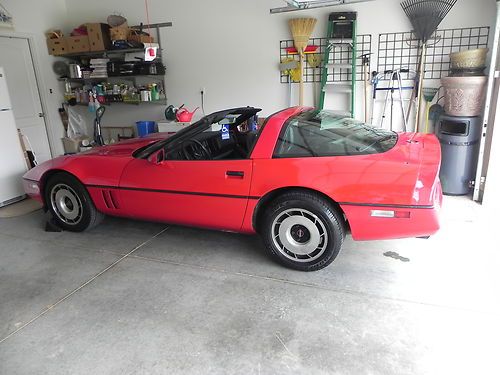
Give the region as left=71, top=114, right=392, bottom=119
left=261, top=191, right=345, bottom=271
left=44, top=172, right=104, bottom=232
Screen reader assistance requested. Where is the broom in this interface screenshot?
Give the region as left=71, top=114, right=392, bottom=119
left=289, top=18, right=317, bottom=106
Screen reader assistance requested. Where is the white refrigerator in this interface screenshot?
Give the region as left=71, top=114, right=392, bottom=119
left=0, top=67, right=28, bottom=207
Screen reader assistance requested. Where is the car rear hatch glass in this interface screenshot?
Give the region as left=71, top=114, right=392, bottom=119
left=274, top=110, right=398, bottom=158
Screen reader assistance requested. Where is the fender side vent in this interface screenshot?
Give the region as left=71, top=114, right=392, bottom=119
left=109, top=190, right=119, bottom=209
left=101, top=190, right=119, bottom=209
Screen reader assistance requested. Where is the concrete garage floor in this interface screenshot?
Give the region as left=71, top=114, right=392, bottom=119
left=0, top=197, right=498, bottom=375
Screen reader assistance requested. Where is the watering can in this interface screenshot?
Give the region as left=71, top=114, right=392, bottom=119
left=165, top=104, right=184, bottom=121
left=176, top=107, right=199, bottom=122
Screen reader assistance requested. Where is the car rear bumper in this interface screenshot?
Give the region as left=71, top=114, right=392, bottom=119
left=341, top=203, right=441, bottom=241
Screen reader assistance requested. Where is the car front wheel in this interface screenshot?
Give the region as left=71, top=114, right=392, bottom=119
left=262, top=191, right=345, bottom=271
left=45, top=173, right=104, bottom=232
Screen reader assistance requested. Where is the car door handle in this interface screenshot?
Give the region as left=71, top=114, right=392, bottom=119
left=226, top=171, right=244, bottom=178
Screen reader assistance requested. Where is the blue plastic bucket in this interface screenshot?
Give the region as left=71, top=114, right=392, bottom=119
left=136, top=121, right=156, bottom=137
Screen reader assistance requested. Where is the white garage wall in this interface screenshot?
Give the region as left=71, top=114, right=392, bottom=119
left=60, top=0, right=496, bottom=138
left=0, top=0, right=69, bottom=157
left=62, top=0, right=497, bottom=126
left=0, top=0, right=495, bottom=157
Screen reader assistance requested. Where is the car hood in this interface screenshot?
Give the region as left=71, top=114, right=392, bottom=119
left=80, top=133, right=172, bottom=157
left=23, top=133, right=174, bottom=185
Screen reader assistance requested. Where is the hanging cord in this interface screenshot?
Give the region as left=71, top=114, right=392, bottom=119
left=144, top=0, right=153, bottom=49
left=201, top=91, right=206, bottom=115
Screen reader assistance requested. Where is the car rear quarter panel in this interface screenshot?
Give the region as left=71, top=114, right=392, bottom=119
left=249, top=154, right=420, bottom=206
left=245, top=152, right=439, bottom=239
left=248, top=109, right=421, bottom=208
left=244, top=108, right=442, bottom=240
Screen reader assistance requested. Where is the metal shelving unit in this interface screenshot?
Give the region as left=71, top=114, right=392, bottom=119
left=59, top=75, right=165, bottom=82
left=58, top=47, right=146, bottom=59
left=57, top=21, right=172, bottom=106
left=377, top=26, right=490, bottom=81
left=72, top=100, right=166, bottom=106
left=279, top=35, right=371, bottom=83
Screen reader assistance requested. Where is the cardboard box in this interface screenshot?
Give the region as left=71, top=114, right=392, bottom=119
left=66, top=35, right=90, bottom=54
left=128, top=29, right=154, bottom=44
left=87, top=23, right=111, bottom=52
left=46, top=38, right=69, bottom=56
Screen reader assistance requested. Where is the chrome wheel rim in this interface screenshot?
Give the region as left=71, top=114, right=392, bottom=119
left=50, top=183, right=83, bottom=225
left=271, top=208, right=328, bottom=263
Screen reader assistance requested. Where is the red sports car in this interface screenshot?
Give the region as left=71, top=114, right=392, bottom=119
left=23, top=107, right=442, bottom=271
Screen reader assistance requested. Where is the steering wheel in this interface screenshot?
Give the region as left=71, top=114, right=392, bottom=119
left=181, top=139, right=212, bottom=160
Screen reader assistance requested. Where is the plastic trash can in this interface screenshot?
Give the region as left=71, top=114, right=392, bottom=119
left=136, top=121, right=156, bottom=137
left=435, top=114, right=482, bottom=195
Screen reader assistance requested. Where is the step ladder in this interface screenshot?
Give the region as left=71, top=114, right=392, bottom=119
left=319, top=12, right=357, bottom=117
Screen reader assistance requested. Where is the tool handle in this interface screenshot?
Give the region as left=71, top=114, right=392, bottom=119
left=298, top=54, right=304, bottom=106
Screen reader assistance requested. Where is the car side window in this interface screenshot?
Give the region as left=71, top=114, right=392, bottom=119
left=274, top=110, right=398, bottom=158
left=165, top=129, right=256, bottom=161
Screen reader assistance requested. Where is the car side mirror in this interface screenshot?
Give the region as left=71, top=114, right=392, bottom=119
left=148, top=149, right=165, bottom=164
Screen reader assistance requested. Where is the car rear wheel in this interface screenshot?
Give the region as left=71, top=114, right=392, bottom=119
left=45, top=173, right=104, bottom=232
left=262, top=191, right=345, bottom=271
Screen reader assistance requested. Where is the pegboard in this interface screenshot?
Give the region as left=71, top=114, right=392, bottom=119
left=377, top=26, right=490, bottom=80
left=280, top=34, right=372, bottom=83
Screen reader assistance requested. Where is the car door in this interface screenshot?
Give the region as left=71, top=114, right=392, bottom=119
left=118, top=158, right=253, bottom=231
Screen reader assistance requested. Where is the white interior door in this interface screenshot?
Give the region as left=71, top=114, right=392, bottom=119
left=0, top=36, right=52, bottom=162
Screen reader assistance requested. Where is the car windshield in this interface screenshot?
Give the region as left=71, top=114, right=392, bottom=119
left=274, top=110, right=398, bottom=158
left=133, top=107, right=261, bottom=159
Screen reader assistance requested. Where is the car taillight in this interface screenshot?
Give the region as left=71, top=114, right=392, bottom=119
left=395, top=211, right=411, bottom=218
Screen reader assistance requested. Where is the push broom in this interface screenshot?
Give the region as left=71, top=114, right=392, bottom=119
left=289, top=18, right=317, bottom=106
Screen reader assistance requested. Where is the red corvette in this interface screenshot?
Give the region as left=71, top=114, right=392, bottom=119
left=23, top=107, right=442, bottom=271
